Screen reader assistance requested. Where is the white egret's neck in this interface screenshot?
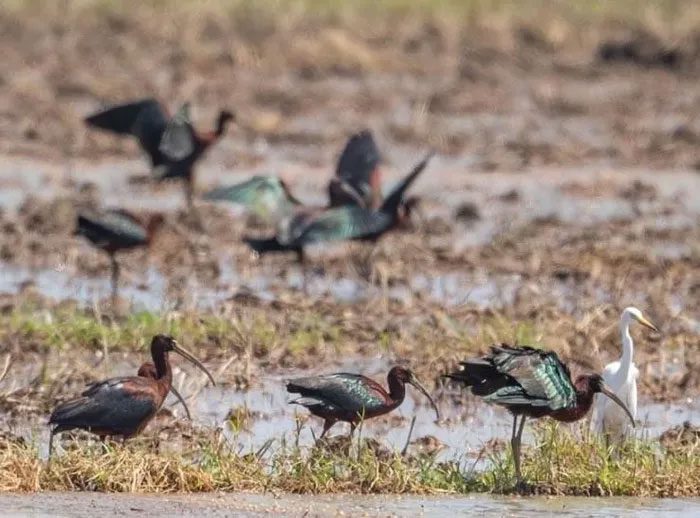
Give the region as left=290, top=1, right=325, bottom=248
left=619, top=315, right=634, bottom=375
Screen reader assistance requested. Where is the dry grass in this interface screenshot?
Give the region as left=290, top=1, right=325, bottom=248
left=0, top=423, right=697, bottom=495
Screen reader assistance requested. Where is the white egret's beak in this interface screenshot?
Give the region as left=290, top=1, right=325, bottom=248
left=635, top=314, right=659, bottom=333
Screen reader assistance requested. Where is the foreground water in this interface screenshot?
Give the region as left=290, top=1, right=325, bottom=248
left=1, top=492, right=698, bottom=517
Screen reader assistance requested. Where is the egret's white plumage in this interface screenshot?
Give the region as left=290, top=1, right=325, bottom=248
left=590, top=307, right=658, bottom=441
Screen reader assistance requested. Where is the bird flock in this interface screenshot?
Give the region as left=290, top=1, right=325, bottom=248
left=45, top=98, right=661, bottom=489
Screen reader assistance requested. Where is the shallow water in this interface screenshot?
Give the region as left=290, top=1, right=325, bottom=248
left=0, top=260, right=564, bottom=311
left=0, top=491, right=698, bottom=517
left=0, top=155, right=698, bottom=312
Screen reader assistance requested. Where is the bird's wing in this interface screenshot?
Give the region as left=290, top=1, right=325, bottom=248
left=76, top=210, right=148, bottom=248
left=328, top=178, right=369, bottom=208
left=203, top=176, right=295, bottom=219
left=159, top=103, right=195, bottom=161
left=294, top=206, right=391, bottom=245
left=287, top=373, right=386, bottom=413
left=85, top=99, right=166, bottom=135
left=487, top=345, right=577, bottom=410
left=333, top=130, right=382, bottom=207
left=51, top=376, right=157, bottom=432
left=379, top=152, right=433, bottom=215
left=85, top=99, right=168, bottom=166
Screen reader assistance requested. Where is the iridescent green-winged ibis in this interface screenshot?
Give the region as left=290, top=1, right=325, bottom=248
left=74, top=209, right=165, bottom=305
left=243, top=151, right=433, bottom=263
left=203, top=175, right=305, bottom=224
left=445, top=344, right=635, bottom=487
left=287, top=366, right=439, bottom=439
left=48, top=334, right=215, bottom=458
left=202, top=130, right=379, bottom=223
left=85, top=99, right=235, bottom=210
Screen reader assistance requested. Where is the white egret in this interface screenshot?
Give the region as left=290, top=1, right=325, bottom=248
left=590, top=307, right=659, bottom=441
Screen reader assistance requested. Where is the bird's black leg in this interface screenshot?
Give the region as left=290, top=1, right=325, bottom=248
left=48, top=429, right=56, bottom=461
left=318, top=420, right=334, bottom=442
left=184, top=178, right=194, bottom=213
left=109, top=253, right=119, bottom=306
left=513, top=415, right=527, bottom=489
left=297, top=248, right=309, bottom=295
left=184, top=178, right=204, bottom=231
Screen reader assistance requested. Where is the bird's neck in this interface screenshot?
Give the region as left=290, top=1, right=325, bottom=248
left=619, top=319, right=634, bottom=375
left=551, top=378, right=595, bottom=422
left=387, top=375, right=406, bottom=407
left=152, top=350, right=172, bottom=384
left=574, top=379, right=596, bottom=416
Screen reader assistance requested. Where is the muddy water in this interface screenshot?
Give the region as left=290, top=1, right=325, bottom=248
left=0, top=491, right=698, bottom=517
left=1, top=155, right=699, bottom=311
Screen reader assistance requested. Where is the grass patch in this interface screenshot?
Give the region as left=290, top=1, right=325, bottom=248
left=472, top=422, right=700, bottom=496
left=1, top=423, right=697, bottom=495
left=0, top=300, right=685, bottom=397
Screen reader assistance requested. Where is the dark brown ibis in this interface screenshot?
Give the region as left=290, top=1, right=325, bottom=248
left=48, top=334, right=215, bottom=458
left=287, top=366, right=439, bottom=440
left=243, top=151, right=433, bottom=263
left=85, top=99, right=235, bottom=210
left=444, top=344, right=635, bottom=487
left=74, top=208, right=165, bottom=305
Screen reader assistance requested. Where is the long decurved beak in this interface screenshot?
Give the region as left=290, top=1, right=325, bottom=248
left=599, top=383, right=635, bottom=426
left=409, top=374, right=440, bottom=420
left=173, top=343, right=216, bottom=386
left=637, top=315, right=659, bottom=333
left=168, top=385, right=192, bottom=420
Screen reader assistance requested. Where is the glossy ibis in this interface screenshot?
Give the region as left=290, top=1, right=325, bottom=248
left=48, top=334, right=215, bottom=458
left=287, top=366, right=439, bottom=439
left=590, top=307, right=658, bottom=442
left=202, top=130, right=379, bottom=223
left=445, top=344, right=634, bottom=486
left=243, top=151, right=433, bottom=263
left=203, top=175, right=304, bottom=224
left=85, top=99, right=234, bottom=210
left=74, top=209, right=165, bottom=305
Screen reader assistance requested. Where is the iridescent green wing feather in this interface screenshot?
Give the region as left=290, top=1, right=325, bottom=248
left=77, top=209, right=148, bottom=248
left=296, top=206, right=391, bottom=244
left=488, top=345, right=577, bottom=410
left=204, top=176, right=296, bottom=221
left=288, top=373, right=386, bottom=413
left=159, top=103, right=195, bottom=161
